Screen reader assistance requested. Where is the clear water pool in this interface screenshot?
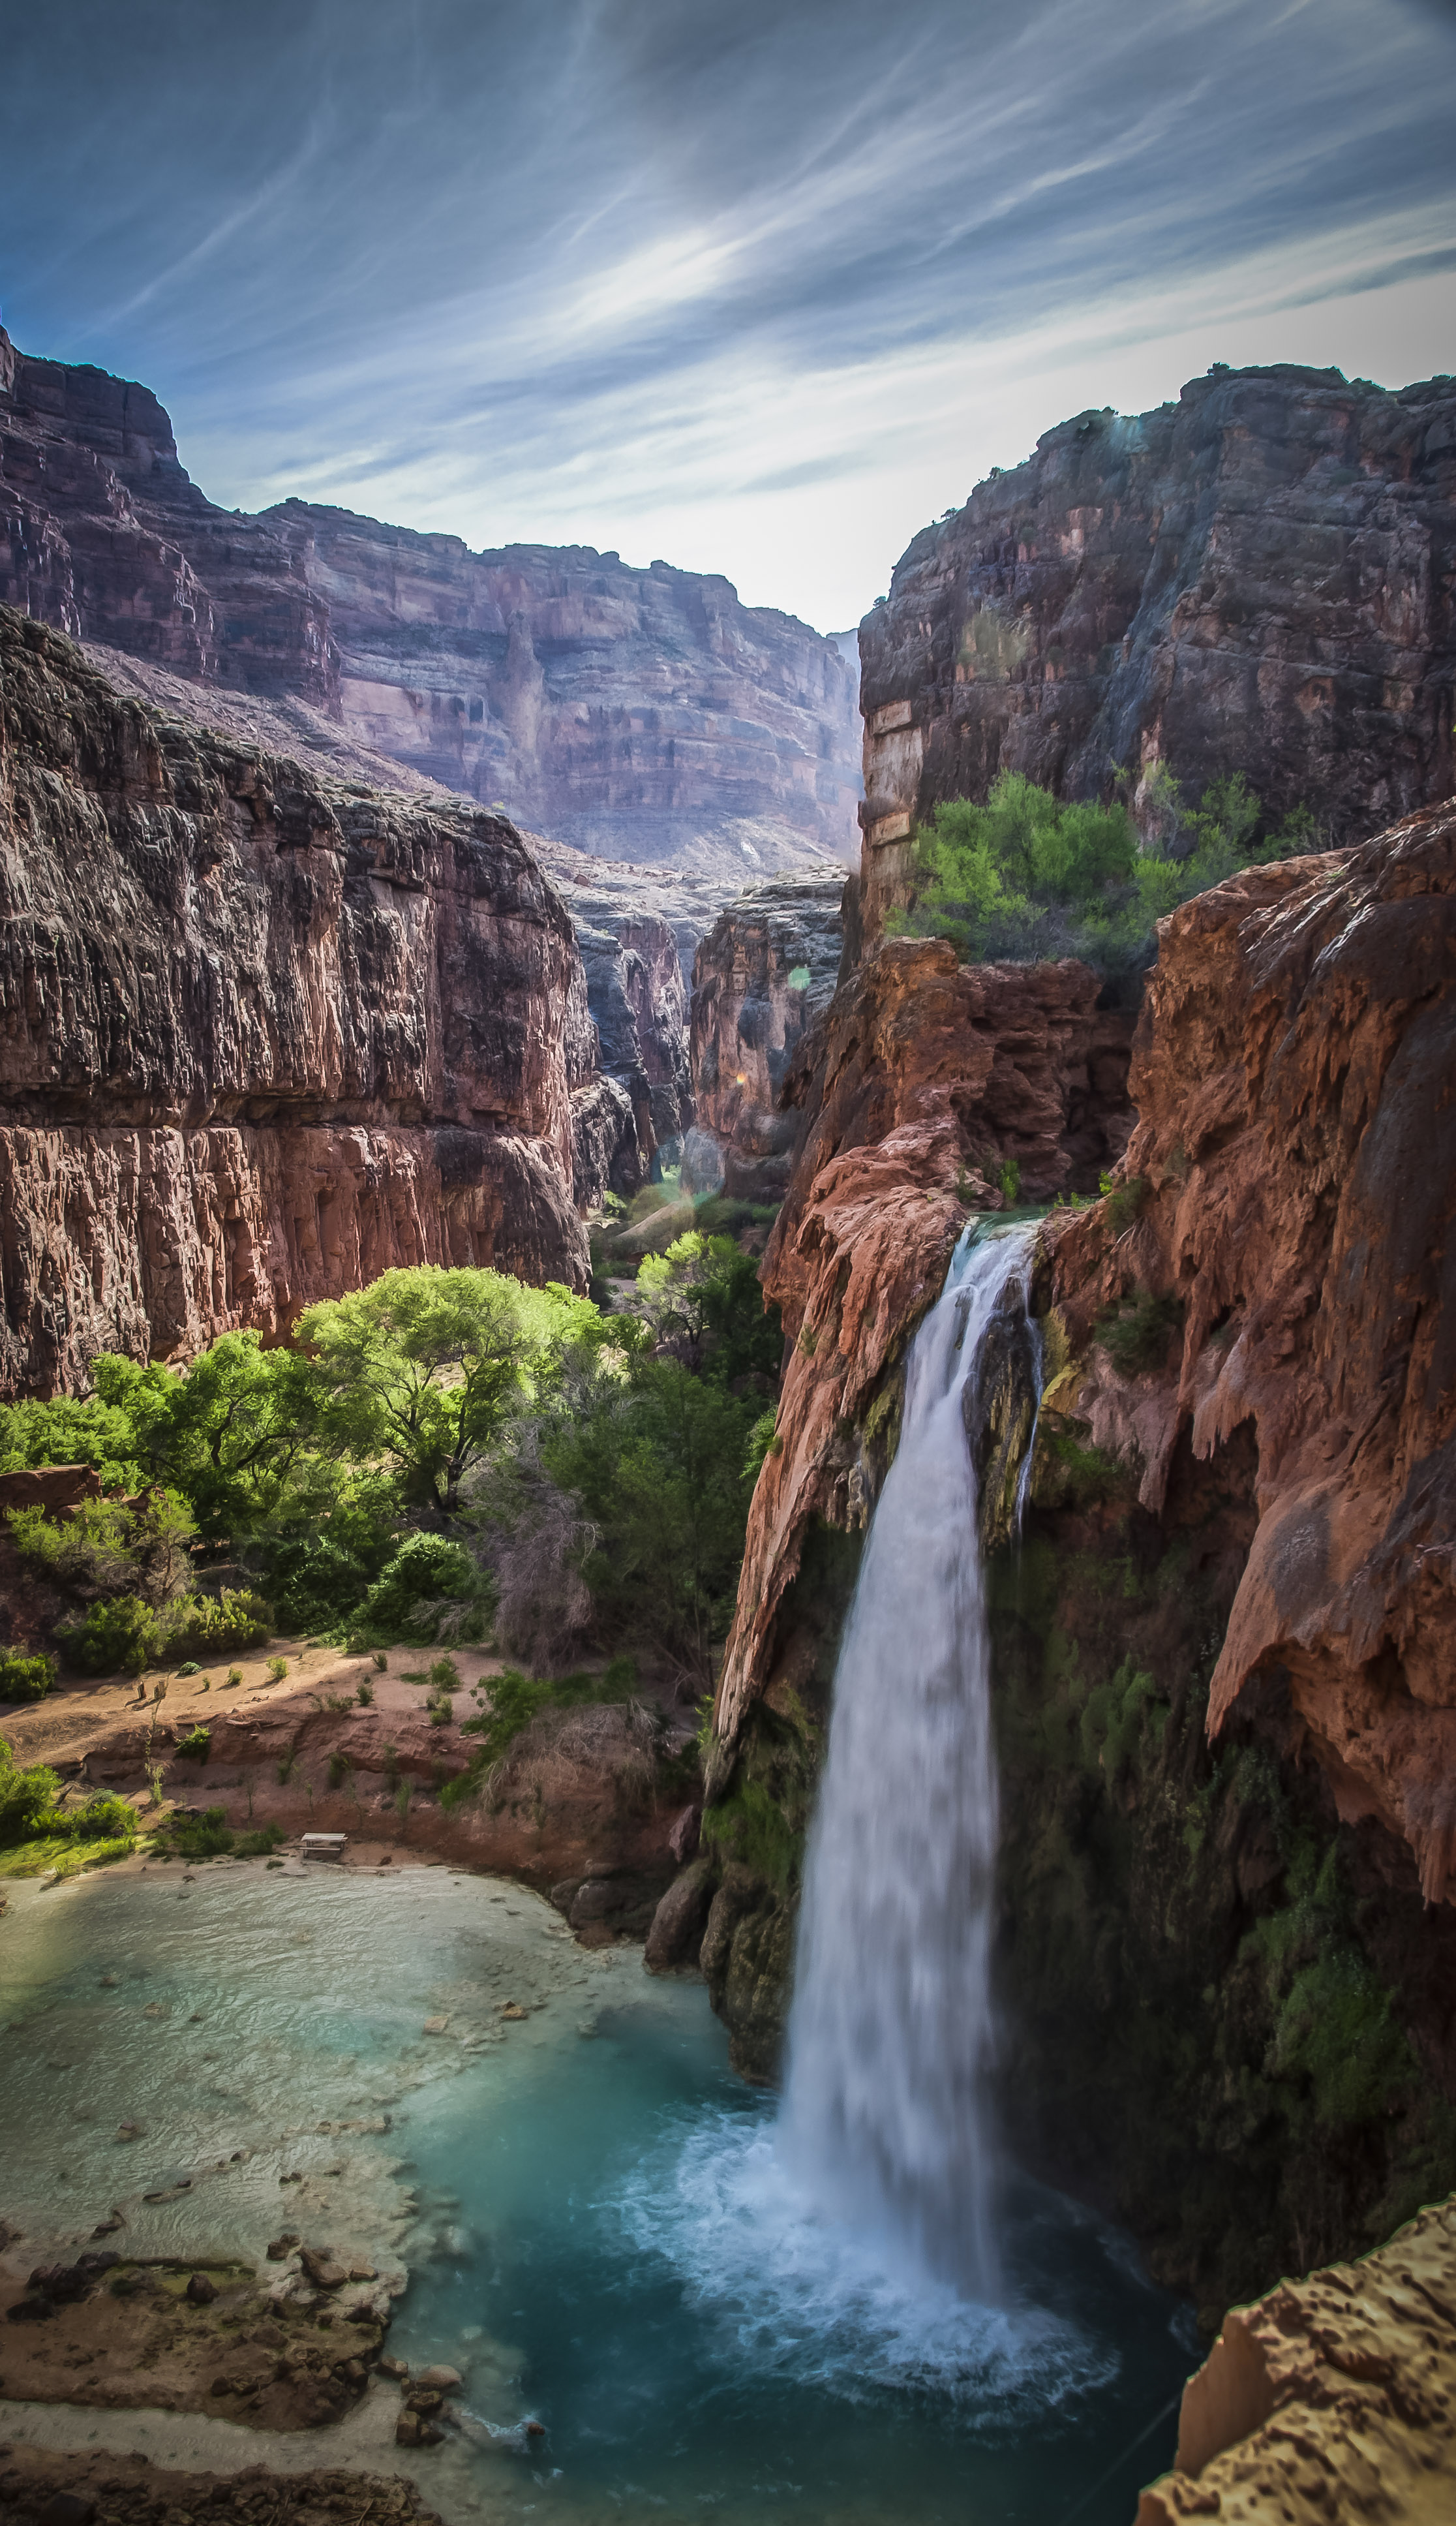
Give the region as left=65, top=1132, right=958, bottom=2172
left=0, top=1862, right=1192, bottom=2524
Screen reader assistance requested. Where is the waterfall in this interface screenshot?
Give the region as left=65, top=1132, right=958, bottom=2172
left=778, top=1222, right=1042, bottom=2305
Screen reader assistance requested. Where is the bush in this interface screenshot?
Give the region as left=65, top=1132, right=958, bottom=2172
left=175, top=1726, right=211, bottom=1763
left=1099, top=1290, right=1184, bottom=1377
left=256, top=1535, right=371, bottom=1635
left=266, top=1656, right=288, bottom=1684
left=348, top=1533, right=485, bottom=1646
left=0, top=1651, right=56, bottom=1704
left=1101, top=1173, right=1147, bottom=1237
left=0, top=1738, right=63, bottom=1845
left=160, top=1804, right=283, bottom=1862
left=160, top=1591, right=272, bottom=1661
left=890, top=767, right=1324, bottom=976
left=70, top=1791, right=138, bottom=1841
left=8, top=1488, right=196, bottom=1607
left=55, top=1594, right=160, bottom=1677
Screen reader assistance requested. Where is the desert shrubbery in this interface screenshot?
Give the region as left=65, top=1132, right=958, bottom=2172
left=889, top=767, right=1324, bottom=978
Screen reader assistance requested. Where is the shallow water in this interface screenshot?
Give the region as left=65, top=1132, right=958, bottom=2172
left=1, top=1864, right=1192, bottom=2525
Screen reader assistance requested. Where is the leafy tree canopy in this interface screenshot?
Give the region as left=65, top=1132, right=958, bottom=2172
left=297, top=1267, right=599, bottom=1515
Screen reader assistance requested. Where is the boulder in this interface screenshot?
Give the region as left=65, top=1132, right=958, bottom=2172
left=644, top=1860, right=716, bottom=1973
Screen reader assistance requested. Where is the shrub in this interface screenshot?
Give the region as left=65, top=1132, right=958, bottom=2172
left=175, top=1661, right=200, bottom=1677
left=999, top=1158, right=1022, bottom=1206
left=744, top=1411, right=781, bottom=1481
left=1099, top=1290, right=1185, bottom=1378
left=8, top=1488, right=197, bottom=1607
left=0, top=1650, right=56, bottom=1704
left=224, top=1667, right=243, bottom=1689
left=55, top=1594, right=161, bottom=1677
left=327, top=1751, right=350, bottom=1790
left=373, top=1652, right=387, bottom=1672
left=427, top=1656, right=463, bottom=1694
left=257, top=1534, right=371, bottom=1635
left=160, top=1804, right=282, bottom=1862
left=70, top=1791, right=138, bottom=1841
left=889, top=767, right=1324, bottom=976
left=356, top=1679, right=374, bottom=1706
left=175, top=1726, right=211, bottom=1763
left=161, top=1592, right=272, bottom=1662
left=1100, top=1173, right=1147, bottom=1236
left=0, top=1738, right=63, bottom=1846
left=347, top=1533, right=485, bottom=1646
left=266, top=1656, right=288, bottom=1684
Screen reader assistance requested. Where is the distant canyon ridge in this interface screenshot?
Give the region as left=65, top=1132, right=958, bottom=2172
left=0, top=327, right=862, bottom=886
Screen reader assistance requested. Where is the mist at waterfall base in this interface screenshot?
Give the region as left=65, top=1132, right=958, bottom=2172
left=1, top=1233, right=1191, bottom=2523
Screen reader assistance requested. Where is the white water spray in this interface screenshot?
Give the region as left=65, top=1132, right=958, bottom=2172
left=778, top=1223, right=1042, bottom=2305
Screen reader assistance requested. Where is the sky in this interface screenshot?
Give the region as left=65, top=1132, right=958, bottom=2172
left=3, top=0, right=1455, bottom=631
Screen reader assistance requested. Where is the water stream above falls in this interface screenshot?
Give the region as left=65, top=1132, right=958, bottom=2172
left=1, top=1233, right=1192, bottom=2521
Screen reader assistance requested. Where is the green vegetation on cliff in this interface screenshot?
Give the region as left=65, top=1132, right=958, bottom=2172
left=888, top=767, right=1323, bottom=975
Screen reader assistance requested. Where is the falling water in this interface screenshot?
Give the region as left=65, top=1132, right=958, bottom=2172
left=779, top=1222, right=1043, bottom=2305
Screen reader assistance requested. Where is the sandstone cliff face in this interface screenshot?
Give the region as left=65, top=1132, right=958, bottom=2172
left=690, top=874, right=847, bottom=1201
left=682, top=804, right=1456, bottom=2284
left=712, top=939, right=1133, bottom=1751
left=858, top=363, right=1456, bottom=940
left=0, top=608, right=592, bottom=1393
left=1138, top=2195, right=1456, bottom=2525
left=1047, top=800, right=1456, bottom=1902
left=271, top=504, right=863, bottom=872
left=0, top=331, right=863, bottom=884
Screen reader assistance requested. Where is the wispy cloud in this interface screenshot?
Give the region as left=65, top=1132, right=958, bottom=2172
left=1, top=0, right=1452, bottom=626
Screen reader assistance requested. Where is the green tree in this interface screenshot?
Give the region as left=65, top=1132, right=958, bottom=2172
left=96, top=1336, right=320, bottom=1539
left=297, top=1267, right=596, bottom=1516
left=543, top=1358, right=759, bottom=1681
left=635, top=1232, right=781, bottom=1381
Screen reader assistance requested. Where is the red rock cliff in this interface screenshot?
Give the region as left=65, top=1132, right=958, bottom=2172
left=857, top=363, right=1456, bottom=940
left=1047, top=797, right=1456, bottom=1901
left=0, top=332, right=862, bottom=884
left=0, top=608, right=594, bottom=1394
left=712, top=939, right=1132, bottom=1746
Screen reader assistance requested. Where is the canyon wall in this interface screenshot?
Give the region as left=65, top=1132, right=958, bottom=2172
left=0, top=608, right=594, bottom=1394
left=0, top=331, right=862, bottom=884
left=689, top=874, right=847, bottom=1202
left=667, top=793, right=1456, bottom=2315
left=1045, top=797, right=1456, bottom=1902
left=857, top=362, right=1456, bottom=940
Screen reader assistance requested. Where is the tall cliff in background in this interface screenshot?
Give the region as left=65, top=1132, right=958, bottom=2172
left=858, top=363, right=1456, bottom=938
left=0, top=609, right=594, bottom=1394
left=0, top=330, right=862, bottom=886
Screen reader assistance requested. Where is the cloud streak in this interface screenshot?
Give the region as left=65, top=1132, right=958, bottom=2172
left=1, top=0, right=1452, bottom=626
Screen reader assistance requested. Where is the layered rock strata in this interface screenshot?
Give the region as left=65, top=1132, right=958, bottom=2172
left=0, top=330, right=862, bottom=883
left=278, top=502, right=863, bottom=871
left=677, top=795, right=1456, bottom=2298
left=690, top=874, right=847, bottom=1201
left=1138, top=2195, right=1456, bottom=2524
left=1046, top=799, right=1456, bottom=1902
left=712, top=938, right=1133, bottom=1751
left=858, top=362, right=1456, bottom=941
left=0, top=608, right=593, bottom=1393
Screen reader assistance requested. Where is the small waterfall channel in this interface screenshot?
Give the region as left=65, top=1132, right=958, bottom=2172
left=780, top=1222, right=1043, bottom=2303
